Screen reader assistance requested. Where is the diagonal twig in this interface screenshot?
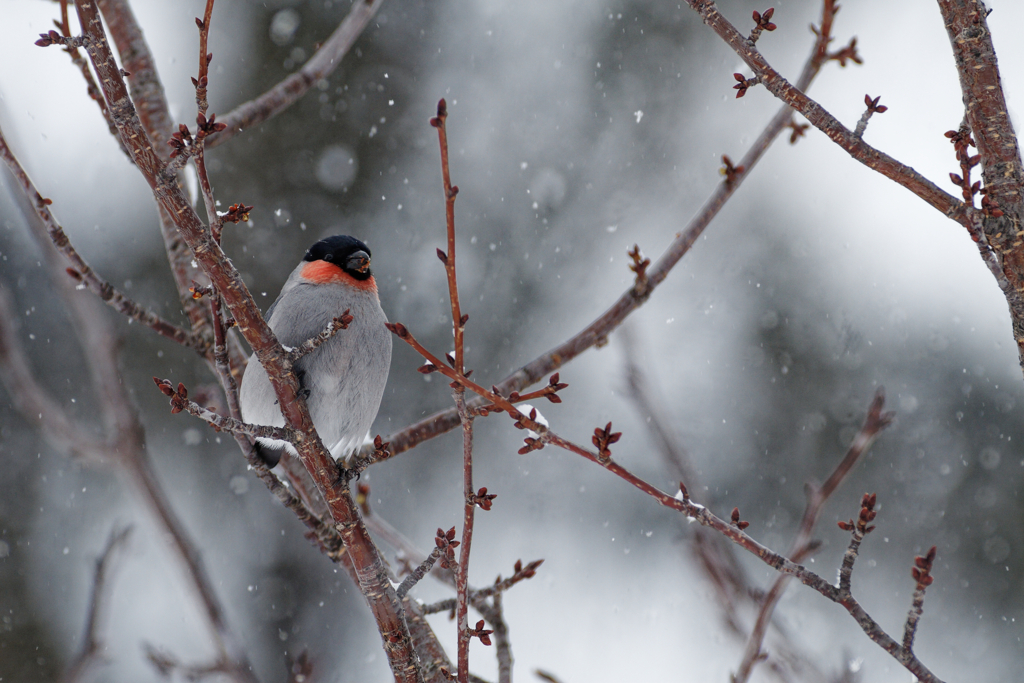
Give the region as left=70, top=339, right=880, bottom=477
left=62, top=526, right=133, bottom=683
left=733, top=389, right=895, bottom=683
left=206, top=0, right=386, bottom=149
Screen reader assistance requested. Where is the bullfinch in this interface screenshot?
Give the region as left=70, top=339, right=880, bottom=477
left=239, top=235, right=392, bottom=467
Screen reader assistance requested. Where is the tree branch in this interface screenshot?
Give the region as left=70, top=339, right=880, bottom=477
left=368, top=0, right=859, bottom=463
left=206, top=0, right=386, bottom=149
left=62, top=526, right=134, bottom=683
left=734, top=389, right=895, bottom=683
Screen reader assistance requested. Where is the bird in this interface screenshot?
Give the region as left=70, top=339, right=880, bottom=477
left=238, top=235, right=392, bottom=467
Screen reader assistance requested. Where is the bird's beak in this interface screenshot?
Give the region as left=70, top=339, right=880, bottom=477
left=346, top=250, right=371, bottom=274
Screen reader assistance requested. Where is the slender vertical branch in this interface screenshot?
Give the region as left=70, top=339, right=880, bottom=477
left=455, top=393, right=476, bottom=683
left=431, top=96, right=477, bottom=683
left=430, top=99, right=465, bottom=375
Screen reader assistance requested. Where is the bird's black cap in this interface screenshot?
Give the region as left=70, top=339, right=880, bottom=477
left=304, top=235, right=373, bottom=280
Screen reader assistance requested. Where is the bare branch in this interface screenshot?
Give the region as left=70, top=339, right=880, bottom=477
left=206, top=0, right=386, bottom=149
left=63, top=526, right=133, bottom=683
left=734, top=390, right=894, bottom=683
left=0, top=126, right=201, bottom=353
left=370, top=0, right=858, bottom=463
left=69, top=6, right=421, bottom=675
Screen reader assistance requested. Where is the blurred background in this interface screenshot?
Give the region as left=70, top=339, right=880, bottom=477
left=1, top=0, right=1023, bottom=680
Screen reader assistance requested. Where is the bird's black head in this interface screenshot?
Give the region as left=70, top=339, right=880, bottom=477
left=304, top=235, right=373, bottom=280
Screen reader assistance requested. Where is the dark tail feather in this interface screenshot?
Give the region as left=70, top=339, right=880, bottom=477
left=254, top=442, right=284, bottom=468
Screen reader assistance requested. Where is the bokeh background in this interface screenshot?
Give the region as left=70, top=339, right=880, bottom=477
left=1, top=0, right=1023, bottom=681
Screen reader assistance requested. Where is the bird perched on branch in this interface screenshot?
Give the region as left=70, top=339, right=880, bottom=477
left=239, top=235, right=392, bottom=466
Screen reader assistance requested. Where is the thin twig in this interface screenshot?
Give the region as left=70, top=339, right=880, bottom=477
left=902, top=546, right=937, bottom=652
left=734, top=389, right=894, bottom=683
left=195, top=0, right=215, bottom=115
left=429, top=97, right=478, bottom=683
left=397, top=547, right=444, bottom=599
left=286, top=313, right=353, bottom=363
left=62, top=526, right=133, bottom=683
left=70, top=4, right=422, bottom=676
left=152, top=377, right=298, bottom=443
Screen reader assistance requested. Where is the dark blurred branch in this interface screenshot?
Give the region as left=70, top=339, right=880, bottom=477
left=0, top=213, right=258, bottom=683
left=0, top=290, right=108, bottom=463
left=62, top=526, right=133, bottom=683
left=734, top=390, right=894, bottom=683
left=68, top=2, right=423, bottom=676
left=620, top=334, right=753, bottom=639
left=206, top=0, right=385, bottom=149
left=687, top=0, right=1024, bottom=376
left=372, top=0, right=859, bottom=463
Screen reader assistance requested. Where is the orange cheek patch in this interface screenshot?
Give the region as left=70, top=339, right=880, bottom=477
left=300, top=260, right=377, bottom=292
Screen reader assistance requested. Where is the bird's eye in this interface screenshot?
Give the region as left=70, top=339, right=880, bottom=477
left=323, top=253, right=334, bottom=262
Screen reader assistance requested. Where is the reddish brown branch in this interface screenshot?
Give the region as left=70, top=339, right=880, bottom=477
left=937, top=0, right=1024, bottom=370
left=903, top=546, right=937, bottom=651
left=387, top=320, right=945, bottom=683
left=431, top=99, right=466, bottom=375
left=369, top=0, right=856, bottom=464
left=195, top=0, right=215, bottom=115
left=430, top=98, right=477, bottom=683
left=70, top=2, right=422, bottom=678
left=938, top=0, right=1023, bottom=211
left=455, top=391, right=476, bottom=683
